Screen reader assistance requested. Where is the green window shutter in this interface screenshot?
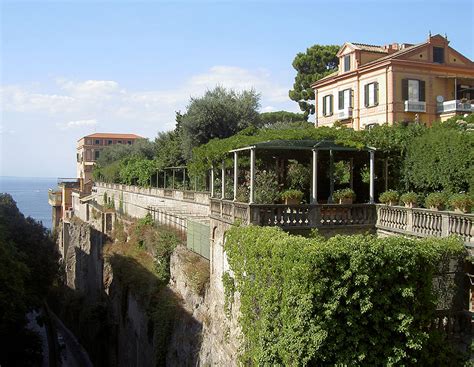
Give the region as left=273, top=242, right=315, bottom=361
left=323, top=97, right=326, bottom=116
left=402, top=79, right=408, bottom=100
left=330, top=95, right=333, bottom=114
left=349, top=89, right=353, bottom=108
left=338, top=91, right=344, bottom=109
left=419, top=80, right=426, bottom=102
left=374, top=82, right=379, bottom=106
left=364, top=84, right=369, bottom=107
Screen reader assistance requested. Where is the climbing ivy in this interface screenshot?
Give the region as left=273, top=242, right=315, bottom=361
left=223, top=226, right=465, bottom=366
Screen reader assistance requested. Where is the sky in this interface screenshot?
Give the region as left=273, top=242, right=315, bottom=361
left=1, top=0, right=473, bottom=178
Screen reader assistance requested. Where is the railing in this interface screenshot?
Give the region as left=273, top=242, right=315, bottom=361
left=376, top=205, right=473, bottom=245
left=437, top=100, right=473, bottom=114
left=183, top=191, right=195, bottom=201
left=48, top=190, right=62, bottom=206
left=210, top=199, right=376, bottom=229
left=404, top=100, right=426, bottom=112
left=337, top=107, right=353, bottom=120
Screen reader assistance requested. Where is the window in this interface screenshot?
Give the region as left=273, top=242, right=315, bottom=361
left=95, top=139, right=100, bottom=145
left=127, top=140, right=132, bottom=145
left=364, top=82, right=379, bottom=107
left=108, top=140, right=113, bottom=145
left=402, top=79, right=425, bottom=102
left=343, top=55, right=351, bottom=72
left=433, top=47, right=444, bottom=63
left=322, top=95, right=333, bottom=116
left=118, top=140, right=122, bottom=144
left=76, top=153, right=80, bottom=162
left=94, top=150, right=100, bottom=160
left=338, top=89, right=352, bottom=110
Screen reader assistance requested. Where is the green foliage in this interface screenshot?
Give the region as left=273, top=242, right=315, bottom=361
left=119, top=157, right=157, bottom=187
left=224, top=225, right=465, bottom=366
left=333, top=188, right=356, bottom=202
left=289, top=44, right=339, bottom=117
left=280, top=189, right=304, bottom=201
left=400, top=191, right=419, bottom=205
left=403, top=122, right=473, bottom=193
left=260, top=110, right=308, bottom=126
left=254, top=170, right=280, bottom=204
left=379, top=190, right=399, bottom=204
left=0, top=194, right=59, bottom=365
left=334, top=160, right=350, bottom=185
left=180, top=86, right=261, bottom=160
left=286, top=161, right=310, bottom=192
left=425, top=192, right=449, bottom=209
left=154, top=119, right=185, bottom=170
left=449, top=193, right=473, bottom=212
left=222, top=272, right=236, bottom=317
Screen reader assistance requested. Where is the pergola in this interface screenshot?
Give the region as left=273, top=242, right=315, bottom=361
left=210, top=139, right=376, bottom=204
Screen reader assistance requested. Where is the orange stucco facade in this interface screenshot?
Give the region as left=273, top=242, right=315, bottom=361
left=312, top=35, right=474, bottom=130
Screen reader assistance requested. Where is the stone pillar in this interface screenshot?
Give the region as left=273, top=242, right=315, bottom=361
left=233, top=151, right=238, bottom=201
left=329, top=149, right=334, bottom=203
left=221, top=160, right=225, bottom=200
left=172, top=169, right=175, bottom=189
left=210, top=166, right=215, bottom=198
left=369, top=150, right=375, bottom=204
left=311, top=150, right=318, bottom=204
left=250, top=148, right=256, bottom=204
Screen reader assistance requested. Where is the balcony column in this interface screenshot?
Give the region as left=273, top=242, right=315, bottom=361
left=210, top=166, right=215, bottom=198
left=329, top=149, right=334, bottom=203
left=233, top=151, right=238, bottom=201
left=249, top=148, right=256, bottom=204
left=311, top=150, right=318, bottom=204
left=156, top=170, right=159, bottom=188
left=163, top=170, right=167, bottom=189
left=172, top=169, right=175, bottom=189
left=183, top=168, right=186, bottom=190
left=369, top=150, right=375, bottom=203
left=221, top=160, right=225, bottom=200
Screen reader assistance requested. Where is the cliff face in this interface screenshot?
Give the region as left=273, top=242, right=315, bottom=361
left=58, top=217, right=239, bottom=366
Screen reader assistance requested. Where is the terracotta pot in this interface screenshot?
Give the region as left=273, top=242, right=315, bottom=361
left=454, top=206, right=471, bottom=214
left=388, top=201, right=397, bottom=206
left=285, top=197, right=300, bottom=205
left=404, top=202, right=417, bottom=208
left=339, top=198, right=353, bottom=205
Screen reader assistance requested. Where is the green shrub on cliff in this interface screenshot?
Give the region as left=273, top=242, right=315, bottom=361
left=223, top=225, right=465, bottom=366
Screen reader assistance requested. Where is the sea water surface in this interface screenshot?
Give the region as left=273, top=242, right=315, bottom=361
left=0, top=176, right=58, bottom=229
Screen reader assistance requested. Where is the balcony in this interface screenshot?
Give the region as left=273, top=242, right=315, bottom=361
left=404, top=100, right=426, bottom=113
left=337, top=107, right=353, bottom=120
left=48, top=190, right=62, bottom=206
left=437, top=100, right=473, bottom=114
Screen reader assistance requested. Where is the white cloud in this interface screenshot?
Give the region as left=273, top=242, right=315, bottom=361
left=56, top=119, right=98, bottom=130
left=1, top=66, right=296, bottom=136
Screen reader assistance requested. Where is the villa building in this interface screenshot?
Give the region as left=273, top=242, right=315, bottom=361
left=312, top=34, right=474, bottom=129
left=77, top=133, right=142, bottom=185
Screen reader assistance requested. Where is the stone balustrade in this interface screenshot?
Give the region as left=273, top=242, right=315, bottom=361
left=376, top=204, right=473, bottom=245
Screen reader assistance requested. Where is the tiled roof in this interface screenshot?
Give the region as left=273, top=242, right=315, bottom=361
left=82, top=133, right=143, bottom=139
left=317, top=71, right=338, bottom=82
left=350, top=42, right=387, bottom=53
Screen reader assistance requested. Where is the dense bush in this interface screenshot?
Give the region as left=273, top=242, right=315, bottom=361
left=379, top=189, right=399, bottom=204
left=224, top=226, right=465, bottom=366
left=254, top=170, right=280, bottom=204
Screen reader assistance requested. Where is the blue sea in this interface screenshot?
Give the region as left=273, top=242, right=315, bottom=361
left=0, top=176, right=58, bottom=230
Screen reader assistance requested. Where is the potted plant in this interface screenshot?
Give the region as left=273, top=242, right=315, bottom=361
left=400, top=192, right=418, bottom=208
left=425, top=192, right=448, bottom=211
left=280, top=189, right=304, bottom=205
left=449, top=193, right=473, bottom=213
left=333, top=188, right=356, bottom=204
left=379, top=190, right=399, bottom=206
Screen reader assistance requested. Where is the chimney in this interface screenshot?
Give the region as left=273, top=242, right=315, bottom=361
left=384, top=43, right=399, bottom=54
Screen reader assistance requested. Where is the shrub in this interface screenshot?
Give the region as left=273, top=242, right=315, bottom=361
left=286, top=161, right=311, bottom=192
left=254, top=170, right=280, bottom=204
left=280, top=189, right=304, bottom=201
left=224, top=226, right=466, bottom=366
left=449, top=193, right=473, bottom=212
left=425, top=192, right=448, bottom=210
left=379, top=190, right=399, bottom=204
left=400, top=191, right=418, bottom=206
left=333, top=188, right=356, bottom=202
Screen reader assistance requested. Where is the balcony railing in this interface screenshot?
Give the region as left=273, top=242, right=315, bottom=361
left=337, top=107, right=353, bottom=120
left=48, top=190, right=62, bottom=206
left=437, top=100, right=473, bottom=114
left=210, top=199, right=376, bottom=229
left=376, top=205, right=473, bottom=245
left=404, top=100, right=426, bottom=112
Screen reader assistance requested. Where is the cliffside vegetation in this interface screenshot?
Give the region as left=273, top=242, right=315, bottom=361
left=223, top=225, right=466, bottom=366
left=105, top=215, right=182, bottom=364
left=0, top=194, right=59, bottom=366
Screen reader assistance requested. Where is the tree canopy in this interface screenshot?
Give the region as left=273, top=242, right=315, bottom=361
left=180, top=86, right=261, bottom=159
left=289, top=44, right=339, bottom=117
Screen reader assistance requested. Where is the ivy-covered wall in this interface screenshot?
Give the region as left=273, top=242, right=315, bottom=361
left=223, top=226, right=466, bottom=366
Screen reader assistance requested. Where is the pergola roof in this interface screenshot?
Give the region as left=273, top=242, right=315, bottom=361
left=229, top=139, right=375, bottom=153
